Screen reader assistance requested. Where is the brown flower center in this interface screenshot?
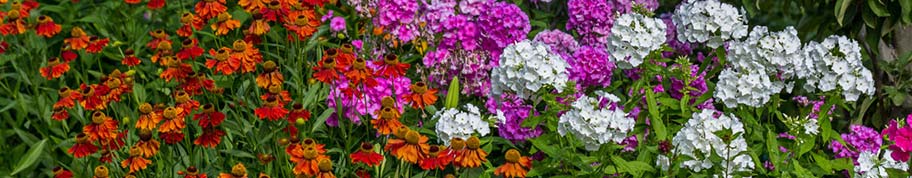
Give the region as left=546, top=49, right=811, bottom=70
left=450, top=138, right=465, bottom=150
left=91, top=112, right=106, bottom=124
left=341, top=44, right=354, bottom=53
left=384, top=54, right=398, bottom=65
left=202, top=104, right=215, bottom=113
left=393, top=126, right=409, bottom=139
left=175, top=91, right=190, bottom=103
left=94, top=166, right=109, bottom=177
left=294, top=15, right=309, bottom=26
left=405, top=130, right=420, bottom=144
left=352, top=58, right=366, bottom=70
left=263, top=61, right=277, bottom=71
left=38, top=15, right=51, bottom=23
left=466, top=136, right=481, bottom=149
left=180, top=13, right=194, bottom=23
left=124, top=49, right=135, bottom=56
left=216, top=48, right=231, bottom=61
left=411, top=82, right=428, bottom=93
left=321, top=58, right=336, bottom=69
left=138, top=129, right=153, bottom=141
left=292, top=103, right=304, bottom=110
left=505, top=149, right=521, bottom=163
left=325, top=49, right=338, bottom=57
left=380, top=96, right=395, bottom=108
left=231, top=163, right=247, bottom=177
left=71, top=27, right=87, bottom=37
left=217, top=12, right=232, bottom=22
left=427, top=145, right=441, bottom=156
left=302, top=147, right=318, bottom=159
left=318, top=159, right=333, bottom=172
left=163, top=107, right=179, bottom=119
left=360, top=142, right=374, bottom=152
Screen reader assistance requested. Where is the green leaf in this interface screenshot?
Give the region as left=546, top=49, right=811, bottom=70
left=521, top=115, right=545, bottom=128
left=645, top=90, right=667, bottom=140
left=835, top=0, right=854, bottom=26
left=220, top=149, right=256, bottom=159
left=444, top=77, right=460, bottom=109
left=609, top=156, right=654, bottom=176
left=812, top=152, right=832, bottom=172
left=10, top=139, right=47, bottom=176
left=311, top=108, right=335, bottom=133
left=900, top=0, right=912, bottom=24
left=868, top=0, right=891, bottom=17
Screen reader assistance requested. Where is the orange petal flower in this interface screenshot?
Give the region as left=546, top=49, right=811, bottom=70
left=52, top=108, right=69, bottom=121
left=419, top=145, right=453, bottom=170
left=206, top=47, right=238, bottom=75
left=86, top=36, right=109, bottom=53
left=404, top=82, right=438, bottom=109
left=122, top=49, right=142, bottom=66
left=83, top=112, right=119, bottom=142
left=64, top=27, right=90, bottom=50
left=35, top=15, right=62, bottom=37
left=124, top=0, right=140, bottom=4
left=178, top=13, right=205, bottom=37
left=194, top=0, right=226, bottom=20
left=238, top=0, right=264, bottom=12
left=194, top=104, right=225, bottom=128
left=375, top=54, right=410, bottom=78
left=40, top=57, right=70, bottom=80
left=178, top=166, right=208, bottom=178
left=312, top=57, right=340, bottom=84
left=254, top=96, right=288, bottom=121
left=283, top=9, right=320, bottom=41
left=350, top=142, right=383, bottom=166
left=159, top=107, right=187, bottom=133
left=135, top=103, right=162, bottom=130
left=494, top=149, right=532, bottom=178
left=0, top=18, right=27, bottom=35
left=344, top=58, right=378, bottom=87
left=229, top=40, right=262, bottom=73
left=177, top=39, right=205, bottom=60
left=371, top=107, right=403, bottom=135
left=212, top=12, right=241, bottom=35
left=68, top=133, right=98, bottom=158
left=391, top=130, right=429, bottom=164
left=453, top=136, right=488, bottom=168
left=193, top=128, right=225, bottom=148
left=248, top=17, right=270, bottom=36
left=160, top=130, right=185, bottom=144
left=314, top=159, right=336, bottom=178
left=255, top=61, right=284, bottom=88
left=134, top=129, right=160, bottom=158
left=121, top=146, right=152, bottom=173
left=54, top=87, right=80, bottom=109
left=146, top=29, right=170, bottom=50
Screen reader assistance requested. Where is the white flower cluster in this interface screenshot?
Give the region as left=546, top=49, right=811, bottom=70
left=558, top=93, right=635, bottom=151
left=782, top=115, right=819, bottom=136
left=434, top=104, right=491, bottom=145
left=728, top=26, right=804, bottom=76
left=672, top=109, right=754, bottom=175
left=714, top=68, right=784, bottom=108
left=607, top=12, right=667, bottom=69
left=672, top=0, right=749, bottom=48
left=491, top=40, right=570, bottom=99
left=856, top=149, right=909, bottom=178
left=800, top=36, right=875, bottom=102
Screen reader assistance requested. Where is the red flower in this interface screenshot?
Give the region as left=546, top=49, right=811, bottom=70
left=52, top=108, right=69, bottom=121
left=0, top=41, right=8, bottom=54
left=260, top=0, right=289, bottom=22
left=64, top=27, right=91, bottom=50
left=285, top=103, right=311, bottom=133
left=121, top=49, right=141, bottom=66
left=35, top=15, right=62, bottom=37
left=177, top=39, right=204, bottom=60
left=86, top=37, right=109, bottom=53
left=179, top=73, right=217, bottom=95
left=375, top=54, right=410, bottom=78
left=350, top=142, right=383, bottom=166
left=78, top=84, right=111, bottom=111
left=205, top=47, right=238, bottom=75
left=0, top=19, right=27, bottom=35
left=147, top=0, right=165, bottom=9
left=83, top=112, right=119, bottom=142
left=255, top=96, right=288, bottom=121
left=194, top=0, right=227, bottom=20
left=53, top=167, right=73, bottom=178
left=147, top=30, right=170, bottom=50
left=419, top=145, right=453, bottom=170
left=302, top=0, right=329, bottom=6
left=194, top=104, right=225, bottom=128
left=178, top=13, right=205, bottom=37
left=40, top=57, right=70, bottom=80
left=68, top=134, right=98, bottom=158
left=99, top=132, right=127, bottom=151
left=178, top=166, right=208, bottom=178
left=54, top=87, right=81, bottom=109
left=194, top=128, right=225, bottom=148
left=355, top=169, right=370, bottom=178
left=312, top=57, right=341, bottom=84
left=62, top=50, right=78, bottom=62
left=160, top=131, right=185, bottom=144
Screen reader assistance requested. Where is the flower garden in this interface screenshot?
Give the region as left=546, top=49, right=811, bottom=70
left=2, top=0, right=912, bottom=177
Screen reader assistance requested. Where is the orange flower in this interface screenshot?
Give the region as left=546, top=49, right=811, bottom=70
left=68, top=133, right=98, bottom=158
left=375, top=54, right=410, bottom=78
left=52, top=108, right=69, bottom=121
left=179, top=72, right=218, bottom=95
left=229, top=40, right=263, bottom=73
left=212, top=12, right=241, bottom=35
left=194, top=128, right=225, bottom=148
left=160, top=57, right=194, bottom=82
left=219, top=163, right=248, bottom=178
left=175, top=91, right=200, bottom=113
left=134, top=129, right=160, bottom=158
left=40, top=57, right=70, bottom=80
left=260, top=0, right=288, bottom=22
left=178, top=12, right=205, bottom=37
left=453, top=136, right=487, bottom=168
left=419, top=145, right=453, bottom=170
left=121, top=146, right=152, bottom=173
left=314, top=159, right=336, bottom=178
left=283, top=9, right=320, bottom=41
left=86, top=36, right=109, bottom=53
left=344, top=58, right=378, bottom=87
left=64, top=27, right=91, bottom=50
left=255, top=95, right=288, bottom=121
left=285, top=104, right=311, bottom=133
left=53, top=167, right=73, bottom=178
left=0, top=17, right=27, bottom=35
left=79, top=84, right=111, bottom=111
left=194, top=0, right=226, bottom=20
left=371, top=106, right=403, bottom=135
left=291, top=146, right=328, bottom=176
left=205, top=47, right=238, bottom=74
left=146, top=29, right=170, bottom=50
left=83, top=112, right=119, bottom=142
left=122, top=49, right=142, bottom=66
left=237, top=0, right=264, bottom=12
left=248, top=16, right=270, bottom=36
left=124, top=0, right=140, bottom=4
left=159, top=107, right=186, bottom=133
left=312, top=56, right=341, bottom=84
left=35, top=15, right=61, bottom=37
left=147, top=0, right=165, bottom=9
left=135, top=103, right=162, bottom=130
left=194, top=104, right=225, bottom=128
left=54, top=87, right=80, bottom=109
left=350, top=142, right=383, bottom=166
left=391, top=130, right=429, bottom=164
left=177, top=39, right=205, bottom=60
left=404, top=82, right=438, bottom=109
left=255, top=61, right=284, bottom=88
left=494, top=149, right=532, bottom=178
left=178, top=166, right=208, bottom=178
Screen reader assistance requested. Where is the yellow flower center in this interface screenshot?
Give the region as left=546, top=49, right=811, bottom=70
left=6, top=10, right=19, bottom=19
left=232, top=40, right=247, bottom=52
left=405, top=130, right=420, bottom=144
left=180, top=13, right=195, bottom=23
left=381, top=97, right=395, bottom=108
left=91, top=112, right=106, bottom=124
left=411, top=82, right=428, bottom=94
left=217, top=12, right=232, bottom=22
left=318, top=159, right=333, bottom=172
left=352, top=58, right=366, bottom=70
left=427, top=145, right=441, bottom=156
left=138, top=129, right=153, bottom=141
left=268, top=84, right=283, bottom=94
left=321, top=58, right=336, bottom=69
left=384, top=54, right=399, bottom=65
left=175, top=92, right=190, bottom=103
left=302, top=147, right=318, bottom=160
left=151, top=29, right=167, bottom=39
left=360, top=142, right=374, bottom=152
left=263, top=61, right=277, bottom=71
left=341, top=44, right=354, bottom=53
left=157, top=41, right=173, bottom=51
left=139, top=104, right=153, bottom=114
left=393, top=126, right=409, bottom=139
left=163, top=107, right=179, bottom=119
left=379, top=107, right=396, bottom=120
left=38, top=15, right=52, bottom=23
left=75, top=133, right=90, bottom=143
left=231, top=163, right=247, bottom=176
left=71, top=27, right=87, bottom=37
left=216, top=48, right=231, bottom=61
left=505, top=149, right=521, bottom=163
left=294, top=15, right=309, bottom=26
left=202, top=104, right=215, bottom=113
left=129, top=146, right=143, bottom=157
left=94, top=166, right=109, bottom=177
left=58, top=87, right=71, bottom=96
left=467, top=136, right=481, bottom=149
left=450, top=138, right=465, bottom=150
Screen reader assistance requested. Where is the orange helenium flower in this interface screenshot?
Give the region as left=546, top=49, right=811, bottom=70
left=121, top=146, right=151, bottom=173
left=83, top=112, right=119, bottom=142
left=147, top=0, right=165, bottom=9
left=371, top=107, right=403, bottom=135
left=135, top=103, right=162, bottom=130
left=40, top=57, right=70, bottom=80
left=159, top=107, right=186, bottom=133
left=194, top=128, right=225, bottom=148
left=205, top=47, right=238, bottom=74
left=35, top=15, right=61, bottom=37
left=453, top=136, right=488, bottom=168
left=494, top=149, right=532, bottom=178
left=350, top=142, right=383, bottom=166
left=122, top=49, right=141, bottom=66
left=229, top=40, right=262, bottom=73
left=375, top=54, right=410, bottom=78
left=391, top=130, right=429, bottom=164
left=255, top=61, right=284, bottom=89
left=314, top=159, right=336, bottom=178
left=64, top=27, right=90, bottom=50
left=178, top=166, right=208, bottom=178
left=146, top=29, right=170, bottom=50
left=68, top=133, right=98, bottom=158
left=194, top=104, right=225, bottom=128
left=237, top=0, right=264, bottom=12
left=404, top=82, right=438, bottom=109
left=248, top=16, right=270, bottom=36
left=53, top=167, right=73, bottom=178
left=177, top=12, right=205, bottom=37
left=177, top=39, right=204, bottom=60
left=212, top=12, right=241, bottom=36
left=344, top=58, right=378, bottom=87
left=134, top=129, right=160, bottom=158
left=283, top=9, right=320, bottom=41
left=194, top=0, right=227, bottom=20
left=255, top=95, right=288, bottom=121
left=419, top=145, right=453, bottom=170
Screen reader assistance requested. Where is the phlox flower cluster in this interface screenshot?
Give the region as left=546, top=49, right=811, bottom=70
left=671, top=109, right=754, bottom=175
left=490, top=40, right=569, bottom=100
left=434, top=104, right=491, bottom=145
left=800, top=36, right=876, bottom=102
left=558, top=92, right=635, bottom=151
left=607, top=12, right=667, bottom=68
left=672, top=0, right=749, bottom=48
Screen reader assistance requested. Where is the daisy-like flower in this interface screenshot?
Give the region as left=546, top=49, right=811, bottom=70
left=194, top=128, right=226, bottom=148
left=391, top=129, right=430, bottom=164
left=54, top=87, right=80, bottom=109
left=178, top=166, right=208, bottom=178
left=452, top=136, right=488, bottom=168
left=212, top=12, right=241, bottom=35
left=177, top=39, right=205, bottom=60
left=350, top=142, right=383, bottom=166
left=344, top=58, right=378, bottom=87
left=434, top=104, right=490, bottom=145
left=219, top=163, right=248, bottom=178
left=35, top=15, right=62, bottom=37
left=84, top=112, right=119, bottom=142
left=312, top=57, right=342, bottom=84
left=256, top=61, right=284, bottom=89
left=53, top=167, right=73, bottom=178
left=494, top=149, right=532, bottom=178
left=78, top=84, right=110, bottom=111
left=121, top=146, right=151, bottom=173
left=290, top=143, right=329, bottom=176
left=490, top=40, right=569, bottom=100
left=260, top=0, right=289, bottom=22
left=134, top=129, right=160, bottom=158
left=558, top=93, right=635, bottom=151
left=146, top=29, right=171, bottom=51
left=372, top=105, right=404, bottom=135
left=64, top=27, right=91, bottom=50
left=672, top=109, right=754, bottom=175
left=283, top=9, right=320, bottom=41
left=194, top=104, right=225, bottom=128
left=607, top=12, right=667, bottom=69
left=194, top=0, right=226, bottom=20
left=135, top=103, right=161, bottom=130
left=229, top=40, right=262, bottom=74
left=374, top=54, right=410, bottom=78
left=40, top=57, right=70, bottom=80
left=420, top=145, right=453, bottom=170
left=248, top=15, right=271, bottom=36
left=285, top=104, right=311, bottom=133
left=255, top=95, right=288, bottom=121
left=175, top=91, right=200, bottom=112
left=121, top=49, right=141, bottom=66
left=206, top=47, right=237, bottom=75
left=0, top=13, right=27, bottom=35
left=238, top=0, right=264, bottom=12
left=315, top=159, right=336, bottom=178
left=52, top=108, right=69, bottom=121
left=67, top=133, right=98, bottom=158
left=159, top=107, right=187, bottom=144
left=672, top=0, right=749, bottom=48
left=177, top=12, right=205, bottom=37
left=147, top=0, right=165, bottom=9
left=86, top=36, right=110, bottom=53
left=404, top=82, right=437, bottom=109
